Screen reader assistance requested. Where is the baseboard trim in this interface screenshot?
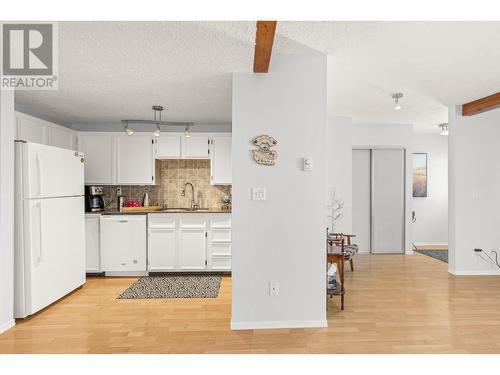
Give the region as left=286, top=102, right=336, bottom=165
left=104, top=271, right=149, bottom=277
left=413, top=242, right=448, bottom=246
left=230, top=319, right=328, bottom=330
left=449, top=269, right=500, bottom=276
left=0, top=319, right=15, bottom=334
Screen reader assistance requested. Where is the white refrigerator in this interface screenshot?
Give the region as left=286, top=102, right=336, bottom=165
left=14, top=141, right=86, bottom=318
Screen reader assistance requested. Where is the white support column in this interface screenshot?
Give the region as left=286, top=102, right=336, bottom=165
left=448, top=105, right=500, bottom=275
left=231, top=54, right=328, bottom=330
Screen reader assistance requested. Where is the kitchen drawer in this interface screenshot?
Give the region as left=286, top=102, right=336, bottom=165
left=211, top=254, right=231, bottom=270
left=178, top=215, right=207, bottom=230
left=210, top=215, right=231, bottom=229
left=210, top=242, right=231, bottom=255
left=211, top=228, right=231, bottom=242
left=148, top=214, right=177, bottom=229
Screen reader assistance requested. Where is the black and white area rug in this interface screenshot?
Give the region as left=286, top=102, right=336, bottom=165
left=117, top=275, right=222, bottom=299
left=414, top=250, right=448, bottom=263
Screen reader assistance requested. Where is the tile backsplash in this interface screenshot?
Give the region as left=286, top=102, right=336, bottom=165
left=101, top=160, right=231, bottom=210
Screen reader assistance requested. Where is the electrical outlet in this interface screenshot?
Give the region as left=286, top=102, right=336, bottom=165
left=269, top=281, right=279, bottom=296
left=116, top=187, right=122, bottom=195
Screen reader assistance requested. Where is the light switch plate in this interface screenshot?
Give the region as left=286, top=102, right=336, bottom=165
left=252, top=187, right=266, bottom=201
left=303, top=157, right=313, bottom=171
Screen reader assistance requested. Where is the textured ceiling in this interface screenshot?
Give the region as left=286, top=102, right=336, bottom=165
left=15, top=21, right=500, bottom=133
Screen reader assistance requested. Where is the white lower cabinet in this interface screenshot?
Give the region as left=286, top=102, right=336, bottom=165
left=207, top=214, right=231, bottom=271
left=100, top=215, right=147, bottom=273
left=148, top=213, right=231, bottom=272
left=178, top=216, right=207, bottom=270
left=148, top=216, right=177, bottom=271
left=85, top=214, right=101, bottom=273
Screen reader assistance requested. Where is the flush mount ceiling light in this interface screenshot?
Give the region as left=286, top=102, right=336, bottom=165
left=439, top=123, right=449, bottom=136
left=184, top=125, right=191, bottom=138
left=121, top=107, right=193, bottom=136
left=392, top=93, right=404, bottom=110
left=123, top=120, right=134, bottom=136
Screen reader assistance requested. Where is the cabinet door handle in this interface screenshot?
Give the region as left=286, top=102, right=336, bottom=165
left=118, top=220, right=128, bottom=223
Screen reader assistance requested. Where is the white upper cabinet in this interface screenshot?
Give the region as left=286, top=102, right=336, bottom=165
left=79, top=133, right=155, bottom=185
left=16, top=115, right=46, bottom=144
left=16, top=112, right=76, bottom=150
left=210, top=136, right=232, bottom=185
left=182, top=136, right=209, bottom=158
left=78, top=133, right=115, bottom=185
left=47, top=126, right=76, bottom=150
left=155, top=135, right=182, bottom=159
left=116, top=134, right=155, bottom=185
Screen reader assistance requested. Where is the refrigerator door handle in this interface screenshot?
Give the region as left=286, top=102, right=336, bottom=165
left=36, top=201, right=43, bottom=265
left=35, top=154, right=43, bottom=197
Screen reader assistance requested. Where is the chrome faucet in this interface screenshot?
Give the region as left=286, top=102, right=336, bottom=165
left=181, top=182, right=198, bottom=210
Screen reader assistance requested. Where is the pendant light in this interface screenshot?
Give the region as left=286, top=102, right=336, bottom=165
left=124, top=120, right=134, bottom=136
left=392, top=93, right=404, bottom=110
left=184, top=125, right=191, bottom=138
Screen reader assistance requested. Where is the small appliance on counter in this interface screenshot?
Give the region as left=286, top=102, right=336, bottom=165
left=85, top=185, right=105, bottom=212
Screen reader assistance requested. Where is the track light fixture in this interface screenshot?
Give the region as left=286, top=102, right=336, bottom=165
left=124, top=121, right=134, bottom=136
left=152, top=105, right=163, bottom=137
left=392, top=93, right=404, bottom=111
left=121, top=107, right=192, bottom=135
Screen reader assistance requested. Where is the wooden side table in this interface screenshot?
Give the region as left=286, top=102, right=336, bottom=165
left=326, top=237, right=345, bottom=310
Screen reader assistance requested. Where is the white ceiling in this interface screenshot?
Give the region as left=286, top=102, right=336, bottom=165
left=15, top=21, right=500, bottom=133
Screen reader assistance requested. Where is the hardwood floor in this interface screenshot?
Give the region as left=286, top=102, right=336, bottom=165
left=1, top=253, right=500, bottom=353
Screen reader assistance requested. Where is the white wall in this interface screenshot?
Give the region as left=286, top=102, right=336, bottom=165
left=327, top=116, right=352, bottom=233
left=0, top=89, right=15, bottom=333
left=412, top=134, right=448, bottom=246
left=231, top=54, right=327, bottom=330
left=352, top=123, right=414, bottom=253
left=448, top=106, right=500, bottom=275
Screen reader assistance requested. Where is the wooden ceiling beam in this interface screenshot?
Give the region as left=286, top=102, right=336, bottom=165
left=253, top=21, right=277, bottom=73
left=462, top=92, right=500, bottom=116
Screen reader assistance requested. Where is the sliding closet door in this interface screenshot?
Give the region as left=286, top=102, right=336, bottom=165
left=352, top=149, right=371, bottom=252
left=371, top=149, right=405, bottom=253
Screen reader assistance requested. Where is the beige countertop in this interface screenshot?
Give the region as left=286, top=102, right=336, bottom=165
left=97, top=208, right=231, bottom=215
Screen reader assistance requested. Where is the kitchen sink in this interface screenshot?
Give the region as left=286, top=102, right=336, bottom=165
left=160, top=208, right=209, bottom=212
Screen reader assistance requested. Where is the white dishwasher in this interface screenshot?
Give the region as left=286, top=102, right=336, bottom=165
left=100, top=215, right=147, bottom=274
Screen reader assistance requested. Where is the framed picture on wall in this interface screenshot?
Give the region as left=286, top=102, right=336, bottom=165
left=412, top=153, right=427, bottom=197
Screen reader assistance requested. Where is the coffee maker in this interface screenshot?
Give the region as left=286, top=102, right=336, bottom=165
left=85, top=186, right=105, bottom=212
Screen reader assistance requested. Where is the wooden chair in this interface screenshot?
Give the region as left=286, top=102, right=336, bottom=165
left=330, top=233, right=358, bottom=271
